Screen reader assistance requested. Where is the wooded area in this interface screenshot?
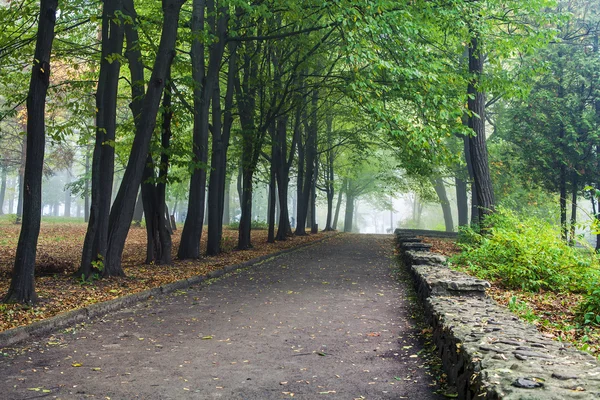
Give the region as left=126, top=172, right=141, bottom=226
left=0, top=0, right=599, bottom=305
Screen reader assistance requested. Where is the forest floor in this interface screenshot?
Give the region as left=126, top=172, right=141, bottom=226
left=0, top=219, right=335, bottom=332
left=422, top=237, right=600, bottom=358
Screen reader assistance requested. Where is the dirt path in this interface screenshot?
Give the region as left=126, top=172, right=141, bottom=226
left=0, top=234, right=442, bottom=399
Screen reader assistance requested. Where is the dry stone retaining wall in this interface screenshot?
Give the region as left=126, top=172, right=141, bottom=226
left=395, top=229, right=600, bottom=399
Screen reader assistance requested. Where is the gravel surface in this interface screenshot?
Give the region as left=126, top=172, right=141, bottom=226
left=0, top=234, right=442, bottom=399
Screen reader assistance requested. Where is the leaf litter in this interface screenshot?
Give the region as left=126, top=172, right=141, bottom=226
left=0, top=223, right=334, bottom=332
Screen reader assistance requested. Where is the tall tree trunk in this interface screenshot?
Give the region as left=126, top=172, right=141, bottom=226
left=593, top=33, right=600, bottom=251
left=234, top=34, right=261, bottom=250
left=64, top=171, right=71, bottom=217
left=8, top=178, right=14, bottom=214
left=569, top=172, right=578, bottom=245
left=467, top=36, right=494, bottom=224
left=179, top=0, right=215, bottom=259
left=4, top=0, right=58, bottom=304
left=84, top=146, right=90, bottom=222
left=206, top=29, right=235, bottom=256
left=78, top=0, right=124, bottom=279
left=104, top=0, right=186, bottom=275
left=332, top=177, right=345, bottom=230
left=223, top=176, right=230, bottom=225
left=0, top=165, right=6, bottom=215
left=296, top=89, right=317, bottom=235
left=455, top=174, right=469, bottom=227
left=324, top=116, right=334, bottom=231
left=132, top=189, right=143, bottom=226
left=267, top=123, right=277, bottom=243
left=432, top=177, right=454, bottom=232
left=310, top=156, right=318, bottom=233
left=275, top=112, right=296, bottom=240
left=344, top=190, right=354, bottom=233
left=16, top=135, right=25, bottom=223
left=140, top=76, right=173, bottom=266
left=559, top=164, right=567, bottom=241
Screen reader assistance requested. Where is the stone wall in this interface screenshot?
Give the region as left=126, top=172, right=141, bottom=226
left=395, top=229, right=600, bottom=400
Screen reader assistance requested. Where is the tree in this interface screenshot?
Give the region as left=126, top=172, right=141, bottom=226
left=4, top=0, right=58, bottom=304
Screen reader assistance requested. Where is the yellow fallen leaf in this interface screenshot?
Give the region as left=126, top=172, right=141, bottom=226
left=202, top=335, right=213, bottom=340
left=72, top=362, right=82, bottom=367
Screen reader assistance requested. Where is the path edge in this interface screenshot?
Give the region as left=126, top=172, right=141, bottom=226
left=0, top=232, right=340, bottom=349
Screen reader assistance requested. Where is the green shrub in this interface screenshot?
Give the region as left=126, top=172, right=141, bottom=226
left=227, top=220, right=269, bottom=230
left=451, top=207, right=600, bottom=293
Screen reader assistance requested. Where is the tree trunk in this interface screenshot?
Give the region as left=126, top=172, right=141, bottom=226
left=104, top=0, right=185, bottom=275
left=296, top=89, right=317, bottom=235
left=4, top=0, right=58, bottom=304
left=332, top=177, right=345, bottom=230
left=0, top=165, right=6, bottom=215
left=140, top=75, right=173, bottom=267
left=275, top=112, right=296, bottom=240
left=344, top=189, right=354, bottom=233
left=179, top=0, right=216, bottom=259
left=267, top=123, right=277, bottom=243
left=467, top=35, right=494, bottom=224
left=78, top=0, right=124, bottom=279
left=432, top=177, right=454, bottom=232
left=132, top=189, right=143, bottom=226
left=206, top=31, right=235, bottom=256
left=234, top=33, right=261, bottom=250
left=455, top=174, right=469, bottom=227
left=223, top=175, right=230, bottom=225
left=559, top=164, right=567, bottom=241
left=84, top=146, right=90, bottom=222
left=16, top=135, right=25, bottom=223
left=64, top=171, right=71, bottom=217
left=569, top=173, right=578, bottom=245
left=7, top=178, right=14, bottom=214
left=324, top=116, right=334, bottom=231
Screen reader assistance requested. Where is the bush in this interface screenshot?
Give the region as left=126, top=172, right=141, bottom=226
left=227, top=220, right=269, bottom=230
left=451, top=207, right=600, bottom=293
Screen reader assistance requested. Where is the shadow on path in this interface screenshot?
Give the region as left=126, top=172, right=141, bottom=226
left=0, top=234, right=442, bottom=399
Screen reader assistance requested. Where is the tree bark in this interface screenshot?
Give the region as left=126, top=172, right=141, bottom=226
left=84, top=146, right=90, bottom=222
left=432, top=177, right=454, bottom=232
left=455, top=174, right=469, bottom=227
left=4, top=0, right=58, bottom=304
left=104, top=0, right=186, bottom=275
left=64, top=171, right=71, bottom=217
left=332, top=177, right=345, bottom=230
left=267, top=123, right=277, bottom=243
left=16, top=135, right=25, bottom=223
left=0, top=165, right=6, bottom=215
left=132, top=189, right=143, bottom=227
left=324, top=116, right=335, bottom=231
left=296, top=89, right=317, bottom=235
left=78, top=0, right=124, bottom=279
left=275, top=113, right=295, bottom=240
left=569, top=172, right=578, bottom=245
left=344, top=190, right=354, bottom=233
left=467, top=35, right=494, bottom=224
left=206, top=26, right=235, bottom=256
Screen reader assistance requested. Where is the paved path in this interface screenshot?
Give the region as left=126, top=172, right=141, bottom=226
left=0, top=234, right=442, bottom=399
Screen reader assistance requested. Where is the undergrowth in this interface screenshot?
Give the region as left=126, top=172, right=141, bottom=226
left=450, top=207, right=600, bottom=325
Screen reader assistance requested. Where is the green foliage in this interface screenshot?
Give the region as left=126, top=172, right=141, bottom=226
left=580, top=287, right=600, bottom=328
left=228, top=220, right=269, bottom=231
left=507, top=295, right=539, bottom=323
left=451, top=207, right=600, bottom=292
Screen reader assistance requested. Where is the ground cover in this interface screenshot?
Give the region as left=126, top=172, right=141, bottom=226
left=0, top=219, right=332, bottom=332
left=422, top=236, right=600, bottom=359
